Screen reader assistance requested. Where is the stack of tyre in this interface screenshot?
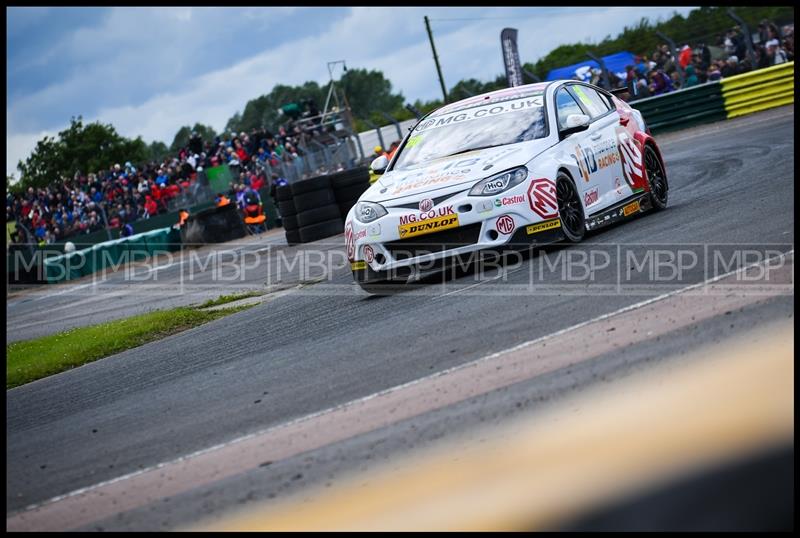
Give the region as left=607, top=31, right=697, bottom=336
left=291, top=176, right=343, bottom=244
left=276, top=185, right=300, bottom=245
left=278, top=167, right=371, bottom=245
left=329, top=167, right=371, bottom=218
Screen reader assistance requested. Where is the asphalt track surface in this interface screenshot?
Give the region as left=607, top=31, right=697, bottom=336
left=6, top=107, right=794, bottom=529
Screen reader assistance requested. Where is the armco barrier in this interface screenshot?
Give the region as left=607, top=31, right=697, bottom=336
left=38, top=227, right=181, bottom=284
left=631, top=82, right=726, bottom=134
left=630, top=62, right=794, bottom=134
left=721, top=61, right=794, bottom=119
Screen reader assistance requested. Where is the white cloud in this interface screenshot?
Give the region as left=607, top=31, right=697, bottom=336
left=7, top=7, right=693, bottom=176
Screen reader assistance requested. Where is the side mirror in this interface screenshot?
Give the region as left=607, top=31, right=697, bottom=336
left=560, top=114, right=591, bottom=137
left=370, top=155, right=389, bottom=175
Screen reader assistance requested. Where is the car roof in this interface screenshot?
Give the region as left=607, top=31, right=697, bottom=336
left=432, top=82, right=552, bottom=117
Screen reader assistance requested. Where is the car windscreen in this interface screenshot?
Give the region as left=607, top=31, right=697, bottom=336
left=392, top=94, right=547, bottom=171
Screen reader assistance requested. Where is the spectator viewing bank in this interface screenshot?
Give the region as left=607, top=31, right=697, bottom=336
left=6, top=6, right=793, bottom=246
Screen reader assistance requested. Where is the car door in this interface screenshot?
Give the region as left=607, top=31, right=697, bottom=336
left=554, top=86, right=603, bottom=214
left=566, top=84, right=627, bottom=214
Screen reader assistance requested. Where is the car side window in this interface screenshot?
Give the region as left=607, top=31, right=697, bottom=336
left=555, top=88, right=584, bottom=130
left=571, top=85, right=612, bottom=118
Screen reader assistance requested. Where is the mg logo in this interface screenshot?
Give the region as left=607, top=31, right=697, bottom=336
left=419, top=198, right=433, bottom=212
left=527, top=178, right=558, bottom=219
left=496, top=215, right=515, bottom=235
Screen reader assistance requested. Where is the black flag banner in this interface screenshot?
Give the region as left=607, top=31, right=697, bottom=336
left=501, top=28, right=524, bottom=87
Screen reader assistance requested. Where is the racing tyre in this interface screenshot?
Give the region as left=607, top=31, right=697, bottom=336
left=298, top=218, right=343, bottom=243
left=276, top=185, right=293, bottom=202
left=291, top=175, right=331, bottom=195
left=278, top=200, right=297, bottom=217
left=297, top=204, right=341, bottom=228
left=330, top=167, right=370, bottom=188
left=282, top=214, right=299, bottom=231
left=293, top=188, right=336, bottom=212
left=556, top=172, right=585, bottom=242
left=285, top=229, right=301, bottom=246
left=334, top=183, right=369, bottom=202
left=339, top=199, right=360, bottom=217
left=644, top=144, right=668, bottom=210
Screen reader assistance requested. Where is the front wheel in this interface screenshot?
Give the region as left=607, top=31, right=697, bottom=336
left=644, top=145, right=668, bottom=210
left=556, top=172, right=585, bottom=242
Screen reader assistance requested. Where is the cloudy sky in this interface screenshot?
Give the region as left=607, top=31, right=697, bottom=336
left=6, top=6, right=694, bottom=176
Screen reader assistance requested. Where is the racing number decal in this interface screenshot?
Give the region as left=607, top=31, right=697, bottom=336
left=527, top=178, right=558, bottom=219
left=616, top=127, right=644, bottom=188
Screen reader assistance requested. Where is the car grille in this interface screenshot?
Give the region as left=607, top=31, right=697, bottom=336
left=384, top=223, right=482, bottom=261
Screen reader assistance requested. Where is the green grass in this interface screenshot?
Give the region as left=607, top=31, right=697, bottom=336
left=6, top=304, right=253, bottom=390
left=197, top=291, right=264, bottom=309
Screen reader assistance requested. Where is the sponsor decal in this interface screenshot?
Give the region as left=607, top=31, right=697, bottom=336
left=527, top=178, right=558, bottom=219
left=419, top=198, right=433, bottom=212
left=526, top=218, right=561, bottom=235
left=616, top=126, right=644, bottom=188
left=614, top=176, right=624, bottom=195
left=364, top=245, right=375, bottom=263
left=572, top=139, right=620, bottom=182
left=391, top=172, right=468, bottom=195
left=496, top=215, right=515, bottom=235
left=345, top=221, right=355, bottom=261
left=623, top=200, right=640, bottom=217
left=398, top=213, right=459, bottom=239
left=351, top=261, right=367, bottom=271
left=414, top=97, right=543, bottom=133
left=399, top=205, right=455, bottom=225
left=494, top=194, right=526, bottom=207
left=583, top=187, right=599, bottom=207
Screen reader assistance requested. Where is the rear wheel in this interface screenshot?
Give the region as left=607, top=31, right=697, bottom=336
left=556, top=172, right=585, bottom=242
left=644, top=145, right=668, bottom=210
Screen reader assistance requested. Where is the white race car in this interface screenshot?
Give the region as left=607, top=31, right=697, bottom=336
left=345, top=81, right=668, bottom=293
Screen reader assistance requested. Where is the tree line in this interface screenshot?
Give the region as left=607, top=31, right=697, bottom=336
left=11, top=6, right=792, bottom=191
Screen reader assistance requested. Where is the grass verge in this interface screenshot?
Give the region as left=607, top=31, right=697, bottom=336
left=197, top=291, right=264, bottom=309
left=7, top=304, right=253, bottom=390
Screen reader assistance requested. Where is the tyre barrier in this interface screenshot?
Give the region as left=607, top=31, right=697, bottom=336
left=331, top=166, right=371, bottom=220
left=630, top=62, right=794, bottom=134
left=180, top=203, right=247, bottom=245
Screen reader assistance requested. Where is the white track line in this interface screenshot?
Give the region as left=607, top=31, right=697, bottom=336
left=9, top=249, right=794, bottom=516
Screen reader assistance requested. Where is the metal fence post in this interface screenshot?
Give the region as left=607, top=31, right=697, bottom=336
left=379, top=111, right=403, bottom=141
left=586, top=52, right=611, bottom=89
left=361, top=118, right=385, bottom=152
left=405, top=103, right=423, bottom=120
left=656, top=31, right=686, bottom=88
left=726, top=8, right=757, bottom=68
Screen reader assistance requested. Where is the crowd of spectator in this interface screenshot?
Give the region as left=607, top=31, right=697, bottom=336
left=7, top=100, right=353, bottom=246
left=619, top=19, right=793, bottom=100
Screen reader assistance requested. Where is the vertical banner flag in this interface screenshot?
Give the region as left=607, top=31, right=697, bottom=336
left=501, top=28, right=524, bottom=87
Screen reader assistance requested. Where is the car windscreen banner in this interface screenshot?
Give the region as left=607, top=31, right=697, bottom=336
left=501, top=28, right=524, bottom=87
left=413, top=95, right=543, bottom=133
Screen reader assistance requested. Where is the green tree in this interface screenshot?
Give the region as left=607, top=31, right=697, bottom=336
left=147, top=140, right=170, bottom=162
left=169, top=123, right=217, bottom=152
left=16, top=117, right=148, bottom=189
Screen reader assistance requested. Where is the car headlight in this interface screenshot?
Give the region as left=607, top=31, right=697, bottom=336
left=469, top=166, right=528, bottom=196
left=354, top=201, right=388, bottom=223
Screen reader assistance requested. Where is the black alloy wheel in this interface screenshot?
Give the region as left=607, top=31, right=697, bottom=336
left=556, top=172, right=585, bottom=242
left=644, top=145, right=668, bottom=210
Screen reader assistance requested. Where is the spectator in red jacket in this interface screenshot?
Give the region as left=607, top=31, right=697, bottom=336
left=144, top=195, right=158, bottom=217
